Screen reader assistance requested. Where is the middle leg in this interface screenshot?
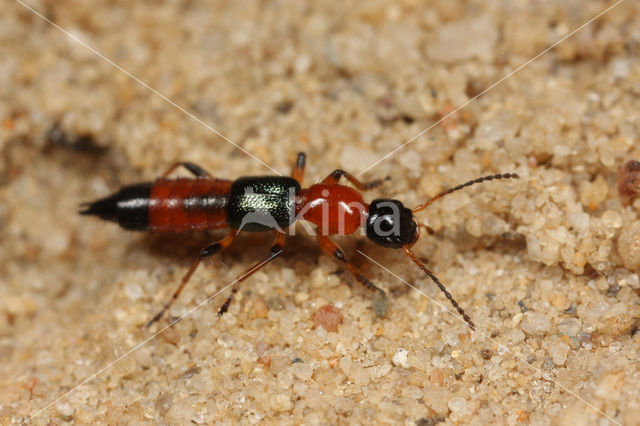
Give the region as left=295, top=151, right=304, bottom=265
left=291, top=152, right=306, bottom=183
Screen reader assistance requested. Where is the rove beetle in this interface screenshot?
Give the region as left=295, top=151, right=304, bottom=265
left=81, top=153, right=517, bottom=329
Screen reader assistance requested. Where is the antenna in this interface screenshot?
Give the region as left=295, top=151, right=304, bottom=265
left=412, top=173, right=519, bottom=213
left=403, top=247, right=475, bottom=330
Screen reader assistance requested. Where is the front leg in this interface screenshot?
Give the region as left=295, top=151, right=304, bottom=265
left=316, top=234, right=386, bottom=297
left=321, top=169, right=389, bottom=191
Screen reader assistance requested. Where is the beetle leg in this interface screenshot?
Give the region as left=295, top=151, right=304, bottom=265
left=146, top=232, right=236, bottom=327
left=161, top=161, right=212, bottom=178
left=321, top=169, right=389, bottom=191
left=291, top=152, right=306, bottom=183
left=316, top=234, right=386, bottom=297
left=217, top=232, right=286, bottom=317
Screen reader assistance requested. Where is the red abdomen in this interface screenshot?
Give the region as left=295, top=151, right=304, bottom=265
left=148, top=178, right=233, bottom=232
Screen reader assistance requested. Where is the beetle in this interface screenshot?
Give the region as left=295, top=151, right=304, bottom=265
left=81, top=152, right=517, bottom=329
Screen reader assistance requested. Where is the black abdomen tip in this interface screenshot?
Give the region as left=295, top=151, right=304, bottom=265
left=80, top=183, right=152, bottom=230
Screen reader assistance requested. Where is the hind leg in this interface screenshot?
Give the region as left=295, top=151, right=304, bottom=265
left=161, top=161, right=212, bottom=178
left=217, top=232, right=286, bottom=316
left=146, top=233, right=236, bottom=327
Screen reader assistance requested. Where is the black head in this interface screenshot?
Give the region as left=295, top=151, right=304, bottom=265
left=365, top=199, right=418, bottom=248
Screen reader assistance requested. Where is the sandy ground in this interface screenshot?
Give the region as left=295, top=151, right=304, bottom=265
left=1, top=0, right=640, bottom=424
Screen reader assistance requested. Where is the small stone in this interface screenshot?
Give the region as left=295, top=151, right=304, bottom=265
left=624, top=274, right=639, bottom=289
left=420, top=173, right=444, bottom=198
left=392, top=348, right=409, bottom=368
left=549, top=342, right=570, bottom=365
left=618, top=221, right=640, bottom=270
left=423, top=388, right=451, bottom=415
left=247, top=297, right=269, bottom=319
left=548, top=292, right=569, bottom=310
left=333, top=396, right=354, bottom=414
left=416, top=417, right=446, bottom=426
left=579, top=175, right=609, bottom=210
left=518, top=300, right=529, bottom=313
left=569, top=211, right=590, bottom=232
left=313, top=305, right=343, bottom=332
left=582, top=300, right=609, bottom=322
left=610, top=58, right=631, bottom=78
left=271, top=393, right=293, bottom=411
left=559, top=401, right=594, bottom=425
left=0, top=383, right=22, bottom=404
left=43, top=229, right=70, bottom=256
left=473, top=110, right=520, bottom=150
left=22, top=376, right=39, bottom=393
left=155, top=393, right=172, bottom=417
left=594, top=371, right=624, bottom=400
left=430, top=368, right=444, bottom=386
left=217, top=333, right=234, bottom=348
left=309, top=268, right=328, bottom=288
left=303, top=388, right=324, bottom=410
left=398, top=150, right=421, bottom=171
left=247, top=411, right=264, bottom=424
left=339, top=146, right=380, bottom=173
left=254, top=341, right=270, bottom=357
left=601, top=210, right=622, bottom=229
left=4, top=295, right=37, bottom=316
left=190, top=372, right=214, bottom=394
left=372, top=291, right=389, bottom=318
left=497, top=344, right=508, bottom=356
left=426, top=16, right=498, bottom=63
left=520, top=312, right=551, bottom=335
left=269, top=356, right=289, bottom=375
left=56, top=401, right=75, bottom=417
left=292, top=362, right=314, bottom=381
left=191, top=340, right=214, bottom=360
left=75, top=408, right=98, bottom=423
left=556, top=318, right=582, bottom=337
left=294, top=291, right=309, bottom=304
left=618, top=160, right=640, bottom=206
left=448, top=396, right=469, bottom=415
left=507, top=329, right=525, bottom=344
left=257, top=356, right=271, bottom=368
left=266, top=296, right=284, bottom=310
left=124, top=282, right=143, bottom=301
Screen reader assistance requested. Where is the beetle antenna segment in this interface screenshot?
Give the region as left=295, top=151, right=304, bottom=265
left=412, top=173, right=519, bottom=213
left=402, top=247, right=475, bottom=330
